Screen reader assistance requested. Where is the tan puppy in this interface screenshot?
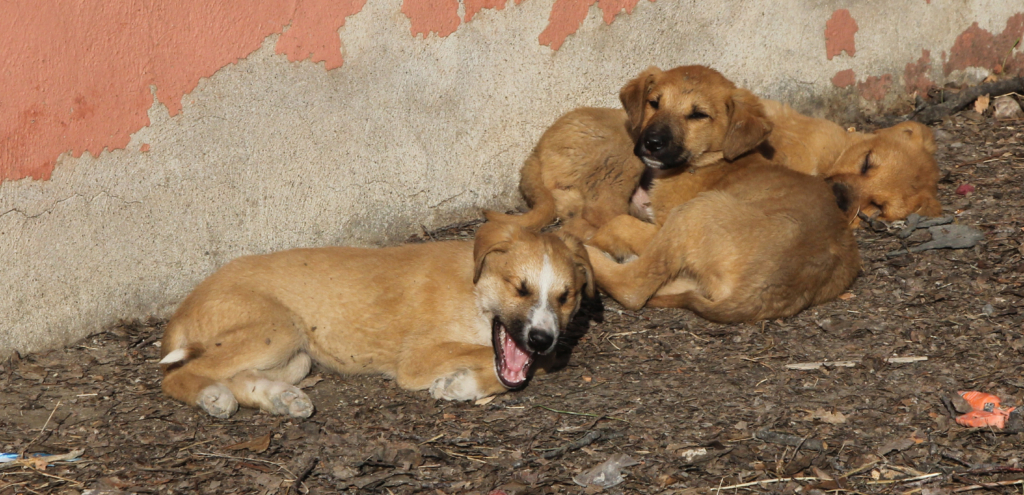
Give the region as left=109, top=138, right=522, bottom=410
left=484, top=108, right=645, bottom=240
left=760, top=100, right=942, bottom=221
left=585, top=66, right=860, bottom=323
left=489, top=84, right=940, bottom=235
left=159, top=221, right=594, bottom=419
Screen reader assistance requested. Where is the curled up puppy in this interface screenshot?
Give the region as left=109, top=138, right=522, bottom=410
left=159, top=221, right=594, bottom=419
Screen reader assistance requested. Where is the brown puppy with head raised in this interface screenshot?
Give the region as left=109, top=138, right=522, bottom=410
left=585, top=66, right=860, bottom=323
left=159, top=221, right=594, bottom=419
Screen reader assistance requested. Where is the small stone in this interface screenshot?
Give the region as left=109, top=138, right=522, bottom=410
left=993, top=95, right=1024, bottom=120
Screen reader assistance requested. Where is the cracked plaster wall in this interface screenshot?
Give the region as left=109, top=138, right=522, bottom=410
left=2, top=0, right=1022, bottom=356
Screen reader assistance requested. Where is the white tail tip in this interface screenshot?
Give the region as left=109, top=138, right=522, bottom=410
left=159, top=348, right=188, bottom=364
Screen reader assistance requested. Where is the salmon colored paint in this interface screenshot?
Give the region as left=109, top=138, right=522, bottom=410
left=825, top=9, right=858, bottom=60
left=0, top=0, right=366, bottom=183
left=465, top=0, right=511, bottom=22
left=277, top=0, right=368, bottom=70
left=904, top=49, right=935, bottom=96
left=831, top=69, right=856, bottom=88
left=856, top=74, right=893, bottom=101
left=539, top=0, right=653, bottom=50
left=402, top=0, right=461, bottom=37
left=944, top=13, right=1024, bottom=76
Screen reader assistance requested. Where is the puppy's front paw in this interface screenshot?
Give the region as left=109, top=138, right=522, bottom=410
left=197, top=384, right=238, bottom=419
left=429, top=369, right=485, bottom=401
left=269, top=386, right=314, bottom=418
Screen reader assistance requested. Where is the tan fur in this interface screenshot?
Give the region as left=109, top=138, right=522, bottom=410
left=483, top=108, right=646, bottom=240
left=491, top=79, right=940, bottom=235
left=160, top=222, right=593, bottom=419
left=585, top=66, right=861, bottom=323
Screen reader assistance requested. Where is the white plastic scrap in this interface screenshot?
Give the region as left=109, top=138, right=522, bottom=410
left=572, top=453, right=639, bottom=488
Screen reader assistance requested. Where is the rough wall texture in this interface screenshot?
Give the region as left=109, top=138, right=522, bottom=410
left=1, top=0, right=1022, bottom=357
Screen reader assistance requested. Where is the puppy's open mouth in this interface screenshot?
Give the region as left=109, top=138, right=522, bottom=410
left=492, top=318, right=533, bottom=390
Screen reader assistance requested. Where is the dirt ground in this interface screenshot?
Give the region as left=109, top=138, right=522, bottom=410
left=2, top=103, right=1023, bottom=495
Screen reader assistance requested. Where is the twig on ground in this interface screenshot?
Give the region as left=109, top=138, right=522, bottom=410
left=952, top=479, right=1024, bottom=493
left=912, top=76, right=1024, bottom=123
left=18, top=401, right=62, bottom=457
left=289, top=457, right=319, bottom=495
left=194, top=452, right=298, bottom=481
left=709, top=476, right=822, bottom=491
left=754, top=429, right=826, bottom=451
left=535, top=405, right=628, bottom=422
left=785, top=356, right=927, bottom=370
left=541, top=430, right=603, bottom=460
left=864, top=472, right=944, bottom=485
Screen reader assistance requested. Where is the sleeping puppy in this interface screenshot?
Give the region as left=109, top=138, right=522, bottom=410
left=585, top=66, right=861, bottom=323
left=487, top=85, right=940, bottom=234
left=483, top=108, right=645, bottom=240
left=760, top=100, right=942, bottom=221
left=159, top=221, right=594, bottom=419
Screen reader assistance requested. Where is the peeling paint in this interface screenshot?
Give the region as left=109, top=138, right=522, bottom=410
left=857, top=74, right=894, bottom=101
left=276, top=0, right=368, bottom=70
left=465, top=0, right=520, bottom=22
left=944, top=13, right=1024, bottom=76
left=402, top=0, right=461, bottom=37
left=904, top=49, right=935, bottom=96
left=831, top=69, right=856, bottom=88
left=825, top=9, right=858, bottom=60
left=539, top=0, right=652, bottom=51
left=0, top=1, right=366, bottom=183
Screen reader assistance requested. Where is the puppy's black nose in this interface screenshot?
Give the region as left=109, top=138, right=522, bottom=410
left=527, top=329, right=554, bottom=352
left=642, top=127, right=670, bottom=153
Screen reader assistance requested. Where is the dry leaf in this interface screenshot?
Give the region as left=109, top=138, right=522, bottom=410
left=225, top=432, right=271, bottom=453
left=974, top=94, right=990, bottom=114
left=296, top=375, right=323, bottom=389
left=838, top=292, right=855, bottom=300
left=805, top=407, right=847, bottom=424
left=474, top=395, right=495, bottom=406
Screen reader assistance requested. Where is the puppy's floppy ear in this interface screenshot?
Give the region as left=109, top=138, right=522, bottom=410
left=891, top=121, right=937, bottom=154
left=554, top=232, right=596, bottom=298
left=619, top=66, right=662, bottom=139
left=723, top=88, right=772, bottom=160
left=473, top=221, right=517, bottom=283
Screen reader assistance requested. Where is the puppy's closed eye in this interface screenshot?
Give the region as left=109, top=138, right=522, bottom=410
left=860, top=152, right=873, bottom=175
left=516, top=281, right=531, bottom=297
left=687, top=108, right=710, bottom=120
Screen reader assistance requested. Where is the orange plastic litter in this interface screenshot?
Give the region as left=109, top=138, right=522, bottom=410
left=955, top=390, right=1016, bottom=429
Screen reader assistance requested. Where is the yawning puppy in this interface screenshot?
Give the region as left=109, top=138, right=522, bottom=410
left=585, top=66, right=861, bottom=323
left=159, top=221, right=594, bottom=418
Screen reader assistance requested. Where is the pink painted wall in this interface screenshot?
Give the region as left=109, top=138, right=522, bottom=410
left=0, top=0, right=365, bottom=182
left=1, top=1, right=1021, bottom=184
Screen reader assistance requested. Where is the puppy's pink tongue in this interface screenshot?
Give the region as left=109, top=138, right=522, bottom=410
left=501, top=332, right=531, bottom=383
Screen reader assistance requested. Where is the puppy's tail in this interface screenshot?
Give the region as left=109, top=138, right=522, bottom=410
left=159, top=343, right=205, bottom=366
left=483, top=155, right=558, bottom=230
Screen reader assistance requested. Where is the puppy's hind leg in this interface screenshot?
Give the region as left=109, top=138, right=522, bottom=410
left=587, top=214, right=659, bottom=260
left=225, top=352, right=315, bottom=418
left=162, top=365, right=239, bottom=419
